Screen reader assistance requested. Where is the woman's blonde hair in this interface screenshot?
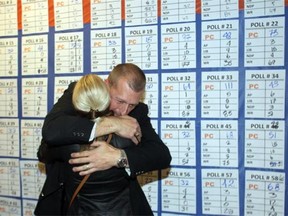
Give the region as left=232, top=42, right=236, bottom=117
left=72, top=74, right=110, bottom=118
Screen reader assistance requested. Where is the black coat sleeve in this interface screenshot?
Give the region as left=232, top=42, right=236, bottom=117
left=42, top=82, right=95, bottom=146
left=125, top=103, right=172, bottom=177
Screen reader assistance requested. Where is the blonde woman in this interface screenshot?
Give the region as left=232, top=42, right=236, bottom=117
left=36, top=74, right=134, bottom=215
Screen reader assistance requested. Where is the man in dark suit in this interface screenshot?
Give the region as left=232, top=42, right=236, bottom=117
left=41, top=63, right=172, bottom=215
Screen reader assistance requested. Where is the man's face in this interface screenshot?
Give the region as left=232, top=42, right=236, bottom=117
left=109, top=78, right=143, bottom=116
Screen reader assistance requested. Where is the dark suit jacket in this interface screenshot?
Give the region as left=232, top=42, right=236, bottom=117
left=41, top=82, right=172, bottom=215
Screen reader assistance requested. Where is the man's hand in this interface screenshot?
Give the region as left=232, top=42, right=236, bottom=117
left=69, top=140, right=121, bottom=176
left=96, top=115, right=142, bottom=144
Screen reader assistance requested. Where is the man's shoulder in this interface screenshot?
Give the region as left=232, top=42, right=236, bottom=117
left=68, top=81, right=77, bottom=89
left=135, top=102, right=147, bottom=111
left=62, top=82, right=77, bottom=94
left=129, top=102, right=148, bottom=117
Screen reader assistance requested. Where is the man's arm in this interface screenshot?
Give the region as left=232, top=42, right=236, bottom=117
left=125, top=103, right=172, bottom=177
left=69, top=103, right=172, bottom=176
left=42, top=82, right=141, bottom=146
left=95, top=115, right=142, bottom=144
left=42, top=82, right=95, bottom=146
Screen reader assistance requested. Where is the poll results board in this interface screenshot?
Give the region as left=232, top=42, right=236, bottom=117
left=0, top=0, right=287, bottom=215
